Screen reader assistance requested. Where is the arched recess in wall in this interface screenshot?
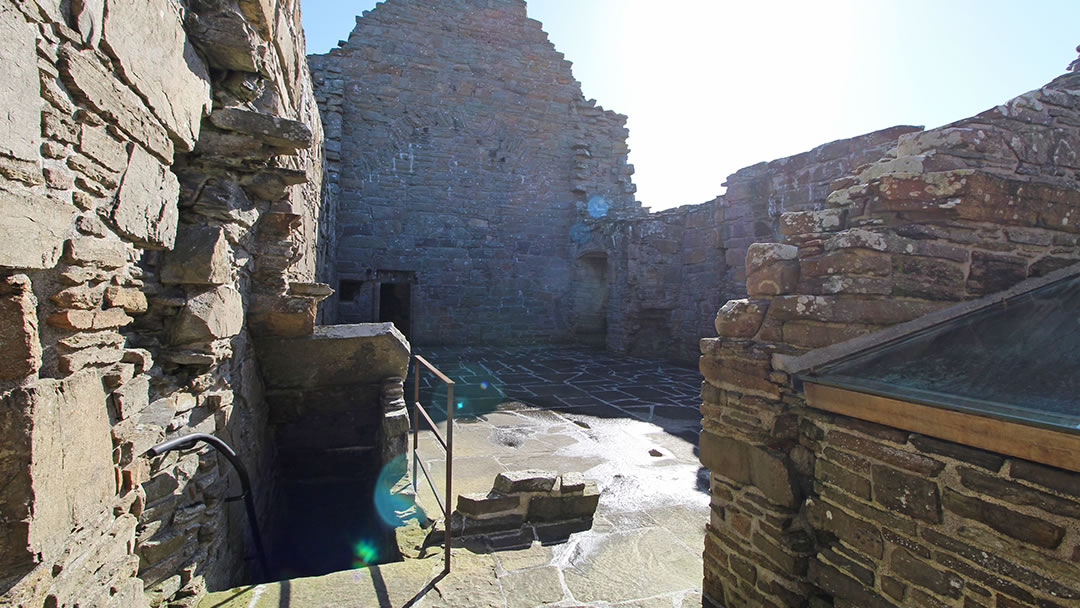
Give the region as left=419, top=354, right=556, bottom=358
left=571, top=252, right=609, bottom=346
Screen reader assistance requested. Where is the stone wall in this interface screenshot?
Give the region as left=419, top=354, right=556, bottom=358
left=309, top=0, right=641, bottom=346
left=0, top=1, right=332, bottom=606
left=590, top=127, right=921, bottom=364
left=699, top=71, right=1080, bottom=607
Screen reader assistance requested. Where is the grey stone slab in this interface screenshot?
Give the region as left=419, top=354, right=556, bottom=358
left=0, top=3, right=41, bottom=163
left=499, top=566, right=565, bottom=608
left=558, top=529, right=702, bottom=604
left=111, top=144, right=180, bottom=248
left=102, top=0, right=212, bottom=150
left=0, top=187, right=75, bottom=269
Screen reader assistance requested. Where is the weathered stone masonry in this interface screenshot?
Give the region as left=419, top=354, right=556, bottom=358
left=700, top=72, right=1080, bottom=608
left=309, top=0, right=641, bottom=347
left=0, top=0, right=335, bottom=606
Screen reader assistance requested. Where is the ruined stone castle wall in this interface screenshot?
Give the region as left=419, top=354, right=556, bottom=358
left=699, top=72, right=1080, bottom=608
left=309, top=0, right=640, bottom=346
left=599, top=127, right=920, bottom=364
left=0, top=1, right=332, bottom=606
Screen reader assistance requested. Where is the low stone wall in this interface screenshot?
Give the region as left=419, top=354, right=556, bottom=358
left=699, top=71, right=1080, bottom=607
left=453, top=470, right=600, bottom=540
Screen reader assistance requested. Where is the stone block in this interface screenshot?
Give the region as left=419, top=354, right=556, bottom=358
left=255, top=323, right=410, bottom=390
left=871, top=465, right=941, bottom=524
left=111, top=145, right=180, bottom=248
left=746, top=243, right=799, bottom=296
left=780, top=209, right=846, bottom=235
left=0, top=275, right=41, bottom=382
left=160, top=225, right=232, bottom=285
left=47, top=308, right=133, bottom=331
left=169, top=285, right=244, bottom=345
left=494, top=470, right=558, bottom=494
left=208, top=108, right=313, bottom=151
left=891, top=255, right=967, bottom=300
left=0, top=371, right=113, bottom=574
left=942, top=488, right=1065, bottom=549
left=65, top=236, right=128, bottom=269
left=527, top=483, right=600, bottom=522
left=967, top=250, right=1028, bottom=295
left=457, top=492, right=521, bottom=518
left=0, top=3, right=41, bottom=163
left=79, top=125, right=129, bottom=172
left=799, top=250, right=892, bottom=278
left=699, top=431, right=798, bottom=507
left=247, top=293, right=318, bottom=338
left=808, top=498, right=884, bottom=560
left=890, top=547, right=963, bottom=599
left=559, top=472, right=586, bottom=493
left=58, top=46, right=173, bottom=161
left=908, top=435, right=1004, bottom=472
left=186, top=6, right=269, bottom=73
left=0, top=187, right=76, bottom=270
left=102, top=0, right=212, bottom=151
left=111, top=375, right=150, bottom=420
left=714, top=298, right=769, bottom=338
left=104, top=286, right=148, bottom=314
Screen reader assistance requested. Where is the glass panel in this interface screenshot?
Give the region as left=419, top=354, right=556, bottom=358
left=807, top=274, right=1080, bottom=432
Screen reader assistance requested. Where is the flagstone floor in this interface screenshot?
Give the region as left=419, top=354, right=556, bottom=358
left=203, top=346, right=708, bottom=608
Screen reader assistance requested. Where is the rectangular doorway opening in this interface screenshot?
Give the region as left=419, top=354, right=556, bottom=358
left=379, top=281, right=412, bottom=341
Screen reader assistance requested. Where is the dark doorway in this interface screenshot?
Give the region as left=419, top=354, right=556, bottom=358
left=379, top=282, right=412, bottom=340
left=573, top=253, right=609, bottom=346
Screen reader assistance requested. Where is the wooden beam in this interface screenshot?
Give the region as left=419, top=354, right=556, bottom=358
left=804, top=382, right=1080, bottom=473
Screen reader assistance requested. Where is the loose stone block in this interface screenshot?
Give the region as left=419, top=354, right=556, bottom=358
left=494, top=470, right=558, bottom=494
left=457, top=492, right=521, bottom=518
left=65, top=236, right=128, bottom=269
left=526, top=482, right=600, bottom=522
left=559, top=472, right=586, bottom=494
left=780, top=209, right=846, bottom=235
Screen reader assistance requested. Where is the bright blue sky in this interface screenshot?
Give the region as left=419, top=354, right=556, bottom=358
left=302, top=1, right=1079, bottom=211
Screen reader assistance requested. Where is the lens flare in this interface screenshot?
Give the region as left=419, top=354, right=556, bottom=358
left=351, top=539, right=379, bottom=568
left=480, top=381, right=489, bottom=390
left=373, top=454, right=419, bottom=528
left=456, top=401, right=464, bottom=409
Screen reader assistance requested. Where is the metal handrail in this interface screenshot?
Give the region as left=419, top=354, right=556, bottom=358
left=411, top=354, right=454, bottom=573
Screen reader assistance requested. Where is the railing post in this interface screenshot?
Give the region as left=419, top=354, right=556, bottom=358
left=412, top=358, right=420, bottom=493
left=444, top=383, right=454, bottom=574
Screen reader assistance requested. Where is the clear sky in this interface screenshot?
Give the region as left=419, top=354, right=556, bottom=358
left=301, top=0, right=1079, bottom=211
